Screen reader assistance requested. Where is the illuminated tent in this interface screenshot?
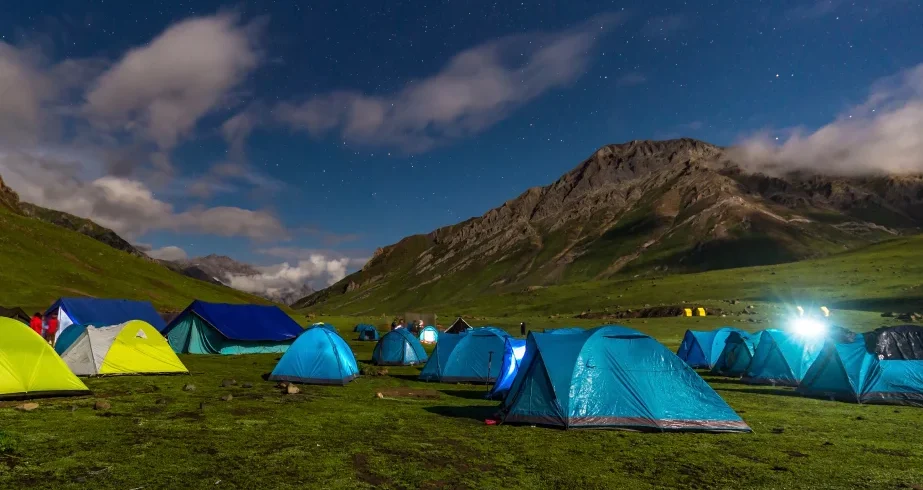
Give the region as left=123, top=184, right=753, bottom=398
left=60, top=320, right=188, bottom=376
left=676, top=327, right=745, bottom=369
left=500, top=326, right=750, bottom=431
left=711, top=331, right=762, bottom=377
left=798, top=326, right=923, bottom=406
left=419, top=326, right=439, bottom=344
left=742, top=329, right=825, bottom=386
left=0, top=318, right=90, bottom=399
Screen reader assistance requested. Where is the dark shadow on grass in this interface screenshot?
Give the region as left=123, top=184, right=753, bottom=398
left=718, top=386, right=804, bottom=399
left=440, top=389, right=492, bottom=400
left=424, top=405, right=498, bottom=422
left=828, top=296, right=923, bottom=313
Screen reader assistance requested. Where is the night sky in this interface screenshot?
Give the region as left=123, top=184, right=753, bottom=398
left=0, top=0, right=920, bottom=289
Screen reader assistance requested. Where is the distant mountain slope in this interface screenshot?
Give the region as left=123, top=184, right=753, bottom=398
left=297, top=138, right=923, bottom=313
left=0, top=176, right=274, bottom=312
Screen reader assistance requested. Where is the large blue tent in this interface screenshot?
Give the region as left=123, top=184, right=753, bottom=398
left=419, top=327, right=510, bottom=383
left=269, top=327, right=359, bottom=385
left=163, top=301, right=303, bottom=355
left=798, top=328, right=923, bottom=406
left=500, top=326, right=750, bottom=431
left=372, top=328, right=428, bottom=365
left=46, top=298, right=166, bottom=336
left=711, top=331, right=762, bottom=377
left=356, top=324, right=380, bottom=341
left=501, top=326, right=750, bottom=431
left=742, top=329, right=825, bottom=386
left=677, top=327, right=745, bottom=369
left=487, top=338, right=527, bottom=400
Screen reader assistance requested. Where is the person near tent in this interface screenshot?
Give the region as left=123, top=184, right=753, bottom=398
left=29, top=313, right=42, bottom=336
left=45, top=315, right=59, bottom=346
left=520, top=322, right=526, bottom=336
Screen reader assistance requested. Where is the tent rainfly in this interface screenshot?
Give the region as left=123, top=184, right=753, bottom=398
left=419, top=327, right=510, bottom=383
left=372, top=328, right=428, bottom=366
left=163, top=301, right=304, bottom=355
left=0, top=318, right=90, bottom=399
left=60, top=320, right=188, bottom=376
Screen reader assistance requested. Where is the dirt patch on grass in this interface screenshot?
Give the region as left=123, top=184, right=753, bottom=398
left=377, top=388, right=442, bottom=399
left=173, top=411, right=205, bottom=421
left=352, top=453, right=390, bottom=487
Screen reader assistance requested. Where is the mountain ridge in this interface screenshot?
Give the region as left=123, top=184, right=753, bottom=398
left=295, top=138, right=923, bottom=312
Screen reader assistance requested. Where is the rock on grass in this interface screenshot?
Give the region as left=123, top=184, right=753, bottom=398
left=94, top=400, right=111, bottom=411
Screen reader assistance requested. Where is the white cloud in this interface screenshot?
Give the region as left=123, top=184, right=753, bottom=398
left=275, top=13, right=620, bottom=151
left=731, top=63, right=923, bottom=176
left=85, top=13, right=261, bottom=152
left=225, top=253, right=368, bottom=302
left=146, top=245, right=188, bottom=261
left=0, top=151, right=288, bottom=240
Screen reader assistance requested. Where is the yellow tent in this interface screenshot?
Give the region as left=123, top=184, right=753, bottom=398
left=0, top=317, right=90, bottom=399
left=60, top=320, right=188, bottom=376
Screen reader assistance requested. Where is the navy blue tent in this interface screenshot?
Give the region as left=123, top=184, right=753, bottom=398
left=270, top=327, right=359, bottom=385
left=500, top=326, right=751, bottom=431
left=419, top=327, right=510, bottom=383
left=372, top=328, right=428, bottom=365
left=163, top=301, right=304, bottom=354
left=676, top=327, right=745, bottom=369
left=46, top=298, right=166, bottom=336
left=356, top=324, right=380, bottom=341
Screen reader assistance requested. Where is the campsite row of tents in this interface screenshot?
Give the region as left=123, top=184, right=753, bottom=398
left=677, top=326, right=923, bottom=405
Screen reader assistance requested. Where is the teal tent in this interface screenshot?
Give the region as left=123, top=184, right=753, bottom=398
left=163, top=301, right=303, bottom=355
left=500, top=326, right=750, bottom=431
left=742, top=329, right=826, bottom=386
left=356, top=324, right=380, bottom=341
left=798, top=327, right=923, bottom=406
left=419, top=327, right=510, bottom=383
left=372, top=328, right=427, bottom=365
left=711, top=331, right=762, bottom=377
left=676, top=327, right=745, bottom=369
left=270, top=327, right=359, bottom=385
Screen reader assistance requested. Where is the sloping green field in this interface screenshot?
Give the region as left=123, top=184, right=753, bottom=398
left=0, top=206, right=270, bottom=312
left=1, top=337, right=921, bottom=489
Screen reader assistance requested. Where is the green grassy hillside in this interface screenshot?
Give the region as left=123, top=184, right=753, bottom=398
left=303, top=234, right=923, bottom=318
left=0, top=206, right=272, bottom=312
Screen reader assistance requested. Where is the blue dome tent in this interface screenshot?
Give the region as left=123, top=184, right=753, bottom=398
left=500, top=326, right=751, bottom=431
left=798, top=327, right=923, bottom=406
left=711, top=331, right=762, bottom=376
left=163, top=301, right=304, bottom=355
left=487, top=338, right=527, bottom=400
left=677, top=327, right=745, bottom=369
left=419, top=326, right=439, bottom=344
left=372, top=328, right=428, bottom=365
left=356, top=324, right=380, bottom=341
left=419, top=327, right=510, bottom=383
left=742, top=329, right=826, bottom=386
left=270, top=327, right=359, bottom=385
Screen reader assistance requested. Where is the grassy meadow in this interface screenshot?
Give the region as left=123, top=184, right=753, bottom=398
left=2, top=331, right=923, bottom=489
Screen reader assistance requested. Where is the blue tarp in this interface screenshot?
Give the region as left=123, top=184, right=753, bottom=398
left=742, top=329, right=825, bottom=386
left=356, top=324, right=380, bottom=341
left=676, top=327, right=745, bottom=369
left=372, top=328, right=427, bottom=365
left=165, top=301, right=303, bottom=341
left=269, top=327, right=359, bottom=385
left=711, top=331, right=762, bottom=376
left=419, top=327, right=510, bottom=383
left=798, top=335, right=923, bottom=406
left=487, top=338, right=527, bottom=400
left=500, top=326, right=751, bottom=431
left=46, top=298, right=166, bottom=331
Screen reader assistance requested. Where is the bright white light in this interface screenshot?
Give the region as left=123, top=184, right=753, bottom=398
left=790, top=317, right=827, bottom=337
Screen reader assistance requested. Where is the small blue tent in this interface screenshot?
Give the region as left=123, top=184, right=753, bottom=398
left=269, top=327, right=359, bottom=385
left=487, top=338, right=527, bottom=400
left=163, top=301, right=304, bottom=355
left=711, top=331, right=762, bottom=376
left=419, top=326, right=439, bottom=344
left=500, top=326, right=751, bottom=431
left=677, top=327, right=745, bottom=369
left=46, top=298, right=166, bottom=335
left=373, top=328, right=428, bottom=365
left=742, top=329, right=825, bottom=386
left=798, top=328, right=923, bottom=406
left=419, top=327, right=510, bottom=383
left=356, top=324, right=380, bottom=341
